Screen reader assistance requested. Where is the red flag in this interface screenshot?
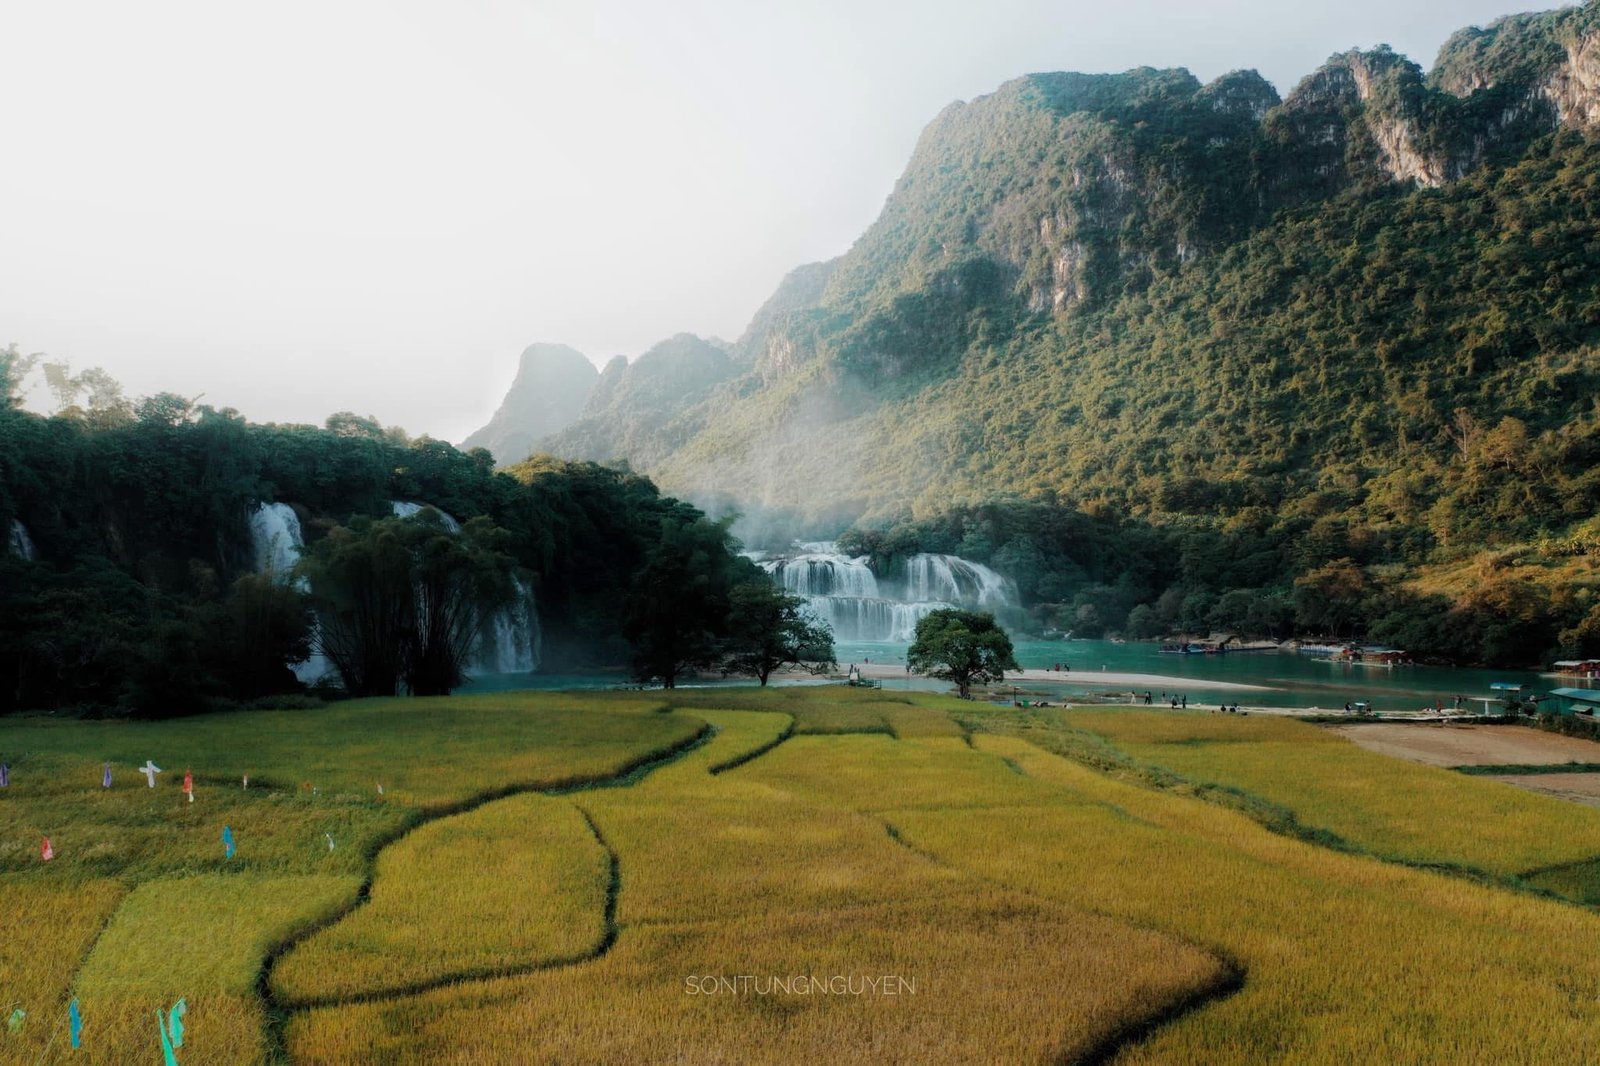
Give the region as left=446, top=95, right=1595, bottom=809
left=41, top=836, right=54, bottom=861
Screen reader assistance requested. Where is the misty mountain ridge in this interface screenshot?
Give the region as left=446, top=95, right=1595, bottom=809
left=470, top=2, right=1600, bottom=537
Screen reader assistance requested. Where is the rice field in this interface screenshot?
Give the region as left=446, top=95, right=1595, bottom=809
left=5, top=690, right=1600, bottom=1062
left=283, top=710, right=1229, bottom=1063
left=1057, top=709, right=1600, bottom=881
left=270, top=795, right=610, bottom=1005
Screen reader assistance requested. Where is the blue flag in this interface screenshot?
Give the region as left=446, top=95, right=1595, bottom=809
left=69, top=999, right=82, bottom=1048
left=102, top=762, right=113, bottom=788
left=222, top=825, right=235, bottom=860
left=1, top=762, right=9, bottom=787
left=156, top=1009, right=177, bottom=1066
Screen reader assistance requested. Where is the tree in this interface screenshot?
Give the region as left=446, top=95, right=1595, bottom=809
left=907, top=608, right=1019, bottom=699
left=298, top=511, right=516, bottom=697
left=723, top=581, right=835, bottom=686
left=623, top=515, right=750, bottom=688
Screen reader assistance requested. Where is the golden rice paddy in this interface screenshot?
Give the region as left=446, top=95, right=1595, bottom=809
left=4, top=688, right=1600, bottom=1062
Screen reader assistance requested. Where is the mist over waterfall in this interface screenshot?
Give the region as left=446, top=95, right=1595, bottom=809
left=8, top=519, right=37, bottom=561
left=753, top=542, right=1020, bottom=642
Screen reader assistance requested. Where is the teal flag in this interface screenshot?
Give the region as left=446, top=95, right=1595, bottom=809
left=69, top=999, right=82, bottom=1048
left=5, top=1007, right=23, bottom=1034
left=168, top=997, right=187, bottom=1048
left=156, top=1009, right=177, bottom=1066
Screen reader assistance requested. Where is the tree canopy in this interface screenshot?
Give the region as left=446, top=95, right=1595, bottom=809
left=907, top=609, right=1020, bottom=699
left=722, top=581, right=836, bottom=686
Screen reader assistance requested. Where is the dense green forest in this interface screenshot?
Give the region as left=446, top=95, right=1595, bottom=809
left=0, top=353, right=817, bottom=713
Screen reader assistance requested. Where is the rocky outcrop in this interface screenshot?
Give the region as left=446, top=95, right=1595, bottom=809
left=461, top=343, right=598, bottom=465
left=542, top=334, right=734, bottom=467
left=734, top=259, right=838, bottom=383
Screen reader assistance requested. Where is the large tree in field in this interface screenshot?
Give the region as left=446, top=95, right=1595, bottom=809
left=624, top=515, right=752, bottom=688
left=907, top=608, right=1019, bottom=699
left=299, top=509, right=516, bottom=697
left=723, top=581, right=835, bottom=686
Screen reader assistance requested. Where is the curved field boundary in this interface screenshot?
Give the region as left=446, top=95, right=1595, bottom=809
left=877, top=813, right=1247, bottom=1066
left=967, top=713, right=1600, bottom=910
left=707, top=715, right=796, bottom=774
left=256, top=718, right=713, bottom=1058
left=272, top=807, right=620, bottom=1012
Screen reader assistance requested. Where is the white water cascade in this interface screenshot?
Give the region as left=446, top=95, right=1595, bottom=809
left=247, top=500, right=544, bottom=683
left=755, top=542, right=1020, bottom=642
left=391, top=500, right=461, bottom=531
left=476, top=575, right=542, bottom=674
left=8, top=519, right=37, bottom=561
left=246, top=503, right=335, bottom=684
left=388, top=501, right=538, bottom=676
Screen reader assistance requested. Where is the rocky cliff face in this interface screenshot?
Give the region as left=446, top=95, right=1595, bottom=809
left=461, top=343, right=598, bottom=464
left=541, top=334, right=734, bottom=468
left=473, top=1, right=1600, bottom=507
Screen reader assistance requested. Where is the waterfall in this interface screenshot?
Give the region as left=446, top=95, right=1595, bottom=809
left=8, top=519, right=37, bottom=561
left=248, top=502, right=303, bottom=578
left=756, top=542, right=1019, bottom=642
left=391, top=500, right=461, bottom=532
left=245, top=502, right=335, bottom=684
left=389, top=501, right=538, bottom=675
left=903, top=554, right=1018, bottom=608
left=473, top=575, right=542, bottom=674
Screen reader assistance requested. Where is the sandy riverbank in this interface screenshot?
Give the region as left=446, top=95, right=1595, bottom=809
left=849, top=661, right=1272, bottom=692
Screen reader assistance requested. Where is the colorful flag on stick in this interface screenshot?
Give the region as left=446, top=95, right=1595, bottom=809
left=156, top=1009, right=177, bottom=1066
left=103, top=762, right=113, bottom=789
left=140, top=761, right=162, bottom=788
left=41, top=836, right=54, bottom=861
left=6, top=1008, right=24, bottom=1034
left=1, top=762, right=9, bottom=787
left=168, top=998, right=186, bottom=1048
left=182, top=770, right=194, bottom=803
left=222, top=825, right=235, bottom=860
left=69, top=999, right=82, bottom=1049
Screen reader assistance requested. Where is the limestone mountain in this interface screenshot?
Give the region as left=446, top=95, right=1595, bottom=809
left=484, top=2, right=1600, bottom=548
left=462, top=343, right=598, bottom=464
left=540, top=333, right=734, bottom=469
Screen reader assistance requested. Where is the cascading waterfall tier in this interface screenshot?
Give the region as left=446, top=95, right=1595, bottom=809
left=8, top=519, right=37, bottom=561
left=245, top=503, right=334, bottom=684
left=753, top=542, right=1019, bottom=642
left=246, top=500, right=544, bottom=683
left=390, top=500, right=462, bottom=532
left=387, top=501, right=538, bottom=675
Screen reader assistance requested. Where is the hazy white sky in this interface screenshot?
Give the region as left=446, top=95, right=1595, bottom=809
left=0, top=0, right=1549, bottom=441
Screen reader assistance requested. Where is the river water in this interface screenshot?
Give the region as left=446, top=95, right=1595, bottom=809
left=461, top=638, right=1592, bottom=712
